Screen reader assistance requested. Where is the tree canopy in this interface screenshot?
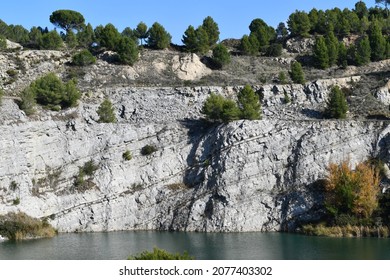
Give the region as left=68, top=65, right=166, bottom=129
left=147, top=22, right=171, bottom=49
left=49, top=10, right=85, bottom=32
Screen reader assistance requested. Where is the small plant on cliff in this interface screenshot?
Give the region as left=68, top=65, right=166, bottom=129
left=122, top=150, right=132, bottom=161
left=97, top=98, right=116, bottom=123
left=141, top=145, right=157, bottom=156
left=325, top=86, right=348, bottom=119
left=289, top=61, right=305, bottom=84
left=211, top=43, right=231, bottom=69
left=18, top=88, right=37, bottom=115
left=128, top=247, right=194, bottom=260
left=72, top=49, right=96, bottom=66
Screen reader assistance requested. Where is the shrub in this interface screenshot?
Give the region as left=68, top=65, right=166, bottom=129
left=325, top=160, right=380, bottom=220
left=141, top=145, right=157, bottom=156
left=278, top=72, right=287, bottom=84
left=0, top=212, right=57, bottom=241
left=97, top=98, right=116, bottom=123
left=265, top=43, right=283, bottom=57
left=290, top=61, right=305, bottom=84
left=26, top=73, right=81, bottom=110
left=72, top=49, right=96, bottom=66
left=128, top=247, right=194, bottom=260
left=201, top=93, right=240, bottom=123
left=325, top=86, right=348, bottom=119
left=212, top=43, right=230, bottom=69
left=237, top=85, right=261, bottom=120
left=81, top=160, right=98, bottom=176
left=13, top=198, right=20, bottom=205
left=0, top=35, right=6, bottom=49
left=39, top=30, right=63, bottom=50
left=122, top=150, right=132, bottom=161
left=73, top=160, right=98, bottom=192
left=18, top=88, right=37, bottom=115
left=116, top=36, right=139, bottom=66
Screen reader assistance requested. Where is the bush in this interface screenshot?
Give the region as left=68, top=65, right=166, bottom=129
left=122, top=150, right=132, bottom=161
left=116, top=36, right=139, bottom=66
left=97, top=98, right=116, bottom=123
left=201, top=93, right=240, bottom=123
left=128, top=247, right=194, bottom=260
left=72, top=49, right=96, bottom=66
left=18, top=88, right=37, bottom=115
left=73, top=160, right=98, bottom=192
left=0, top=212, right=57, bottom=241
left=26, top=73, right=81, bottom=110
left=237, top=85, right=261, bottom=120
left=212, top=44, right=230, bottom=69
left=39, top=30, right=63, bottom=50
left=141, top=145, right=157, bottom=156
left=325, top=160, right=380, bottom=221
left=0, top=35, right=6, bottom=49
left=265, top=43, right=283, bottom=57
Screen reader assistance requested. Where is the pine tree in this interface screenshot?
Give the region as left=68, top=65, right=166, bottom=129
left=313, top=36, right=329, bottom=69
left=97, top=99, right=116, bottom=123
left=134, top=22, right=148, bottom=46
left=65, top=29, right=77, bottom=49
left=368, top=20, right=387, bottom=61
left=147, top=22, right=171, bottom=49
left=325, top=86, right=348, bottom=119
left=182, top=25, right=198, bottom=52
left=355, top=35, right=371, bottom=66
left=194, top=26, right=209, bottom=54
left=77, top=23, right=95, bottom=48
left=287, top=10, right=311, bottom=37
left=338, top=42, right=348, bottom=68
left=326, top=31, right=339, bottom=66
left=212, top=43, right=230, bottom=69
left=290, top=61, right=305, bottom=84
left=116, top=36, right=139, bottom=66
left=202, top=16, right=220, bottom=47
left=237, top=85, right=261, bottom=120
left=240, top=34, right=259, bottom=56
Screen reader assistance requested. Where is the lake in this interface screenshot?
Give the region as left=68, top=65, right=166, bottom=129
left=0, top=231, right=389, bottom=260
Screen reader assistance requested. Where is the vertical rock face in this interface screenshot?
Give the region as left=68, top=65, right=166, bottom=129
left=0, top=83, right=389, bottom=233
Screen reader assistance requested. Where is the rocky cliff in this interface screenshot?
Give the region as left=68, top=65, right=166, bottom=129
left=0, top=48, right=389, bottom=232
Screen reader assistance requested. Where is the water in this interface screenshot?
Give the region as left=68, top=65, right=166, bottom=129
left=0, top=231, right=389, bottom=260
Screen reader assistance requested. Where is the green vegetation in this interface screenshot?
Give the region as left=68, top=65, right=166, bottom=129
left=147, top=22, right=171, bottom=49
left=122, top=150, right=132, bottom=161
left=40, top=30, right=63, bottom=50
left=18, top=88, right=37, bottom=115
left=128, top=247, right=194, bottom=260
left=287, top=10, right=311, bottom=37
left=289, top=61, right=305, bottom=84
left=74, top=160, right=99, bottom=192
left=97, top=99, right=116, bottom=123
left=0, top=35, right=6, bottom=49
left=72, top=49, right=96, bottom=66
left=0, top=212, right=57, bottom=241
left=49, top=10, right=85, bottom=32
left=141, top=145, right=158, bottom=156
left=26, top=73, right=81, bottom=110
left=211, top=43, right=231, bottom=69
left=134, top=22, right=148, bottom=45
left=325, top=86, right=348, bottom=119
left=116, top=36, right=139, bottom=65
left=202, top=85, right=261, bottom=123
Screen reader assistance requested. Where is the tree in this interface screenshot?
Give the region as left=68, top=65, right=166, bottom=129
left=194, top=26, right=209, bottom=54
left=289, top=61, right=305, bottom=84
left=287, top=10, right=311, bottom=37
left=212, top=43, right=230, bottom=69
left=97, top=99, right=116, bottom=123
left=0, top=35, right=6, bottom=49
left=116, top=36, right=139, bottom=65
left=368, top=20, right=387, bottom=61
left=276, top=22, right=288, bottom=39
left=237, top=85, right=261, bottom=120
left=325, top=31, right=339, bottom=66
left=375, top=0, right=389, bottom=10
left=265, top=43, right=283, bottom=57
left=355, top=35, right=371, bottom=66
left=95, top=23, right=121, bottom=50
left=182, top=25, right=198, bottom=53
left=202, top=16, right=220, bottom=47
left=77, top=23, right=95, bottom=48
left=28, top=27, right=43, bottom=48
left=147, top=22, right=171, bottom=49
left=40, top=30, right=63, bottom=50
left=134, top=22, right=148, bottom=45
left=49, top=10, right=85, bottom=32
left=240, top=34, right=259, bottom=56
left=355, top=1, right=369, bottom=19
left=249, top=18, right=275, bottom=48
left=201, top=93, right=240, bottom=123
left=65, top=29, right=78, bottom=49
left=325, top=160, right=380, bottom=220
left=325, top=86, right=348, bottom=119
left=338, top=42, right=348, bottom=68
left=313, top=36, right=329, bottom=69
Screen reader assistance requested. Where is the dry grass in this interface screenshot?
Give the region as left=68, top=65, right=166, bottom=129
left=302, top=224, right=389, bottom=238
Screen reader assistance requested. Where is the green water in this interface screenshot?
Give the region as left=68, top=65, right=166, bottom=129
left=0, top=231, right=389, bottom=260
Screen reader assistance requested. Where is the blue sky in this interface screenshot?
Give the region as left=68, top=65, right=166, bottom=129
left=0, top=0, right=379, bottom=44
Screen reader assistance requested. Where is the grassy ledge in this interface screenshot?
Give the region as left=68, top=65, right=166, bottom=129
left=301, top=224, right=389, bottom=238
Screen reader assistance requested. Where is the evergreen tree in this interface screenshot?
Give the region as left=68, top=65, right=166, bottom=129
left=276, top=22, right=288, bottom=39
left=240, top=34, right=259, bottom=56
left=355, top=1, right=369, bottom=19
left=96, top=23, right=121, bottom=50
left=182, top=25, right=198, bottom=53
left=0, top=35, right=6, bottom=49
left=97, top=99, right=116, bottom=123
left=201, top=93, right=239, bottom=123
left=355, top=35, right=371, bottom=66
left=290, top=61, right=305, bottom=84
left=148, top=22, right=171, bottom=49
left=40, top=30, right=63, bottom=50
left=325, top=31, right=339, bottom=66
left=313, top=36, right=329, bottom=69
left=202, top=16, right=220, bottom=47
left=212, top=43, right=230, bottom=69
left=308, top=8, right=319, bottom=34
left=122, top=27, right=136, bottom=41
left=368, top=20, right=387, bottom=61
left=72, top=49, right=96, bottom=66
left=77, top=23, right=95, bottom=48
left=325, top=86, right=348, bottom=119
left=49, top=10, right=85, bottom=32
left=287, top=10, right=311, bottom=37
left=194, top=26, right=209, bottom=54
left=29, top=27, right=43, bottom=49
left=338, top=42, right=348, bottom=68
left=237, top=85, right=261, bottom=120
left=65, top=29, right=77, bottom=49
left=116, top=36, right=139, bottom=66
left=249, top=18, right=275, bottom=48
left=134, top=22, right=148, bottom=45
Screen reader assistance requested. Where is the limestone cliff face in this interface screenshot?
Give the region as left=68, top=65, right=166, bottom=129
left=1, top=83, right=389, bottom=232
